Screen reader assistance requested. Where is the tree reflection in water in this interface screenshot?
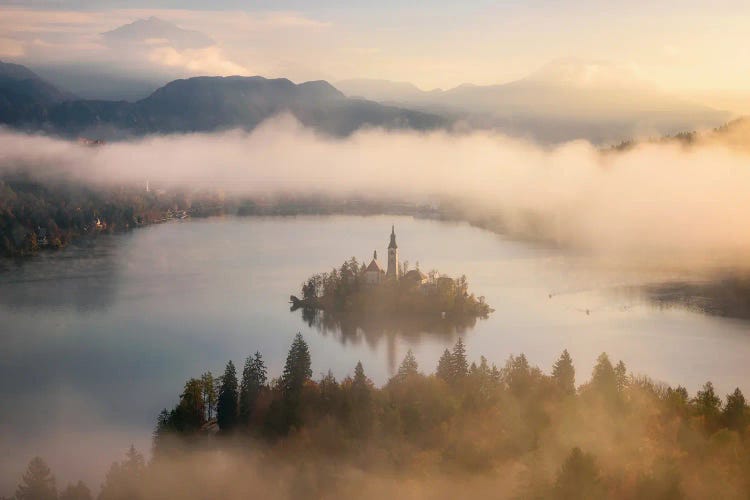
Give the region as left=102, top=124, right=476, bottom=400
left=292, top=304, right=484, bottom=373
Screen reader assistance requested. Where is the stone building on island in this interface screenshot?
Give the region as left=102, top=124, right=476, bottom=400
left=365, top=226, right=441, bottom=289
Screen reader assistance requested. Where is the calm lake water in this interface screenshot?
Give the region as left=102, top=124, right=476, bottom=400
left=1, top=215, right=749, bottom=492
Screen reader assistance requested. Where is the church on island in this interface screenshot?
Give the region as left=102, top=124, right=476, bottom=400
left=364, top=226, right=430, bottom=287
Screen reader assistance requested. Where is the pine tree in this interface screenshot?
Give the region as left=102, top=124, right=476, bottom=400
left=217, top=360, right=239, bottom=431
left=450, top=338, right=469, bottom=381
left=99, top=446, right=144, bottom=500
left=15, top=457, right=57, bottom=500
left=350, top=361, right=373, bottom=433
left=99, top=445, right=146, bottom=500
left=693, top=381, right=722, bottom=430
left=552, top=350, right=576, bottom=395
left=436, top=349, right=453, bottom=383
left=723, top=387, right=748, bottom=432
left=240, top=351, right=268, bottom=424
left=59, top=480, right=92, bottom=500
left=353, top=361, right=370, bottom=391
left=554, top=447, right=603, bottom=499
left=282, top=333, right=312, bottom=395
left=396, top=349, right=419, bottom=380
left=505, top=353, right=532, bottom=396
left=591, top=353, right=617, bottom=396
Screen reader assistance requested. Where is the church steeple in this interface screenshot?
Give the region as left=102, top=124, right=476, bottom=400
left=386, top=225, right=399, bottom=279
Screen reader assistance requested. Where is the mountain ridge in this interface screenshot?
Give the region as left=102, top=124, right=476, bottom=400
left=0, top=62, right=446, bottom=137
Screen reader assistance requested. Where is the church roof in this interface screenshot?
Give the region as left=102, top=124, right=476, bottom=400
left=366, top=259, right=383, bottom=272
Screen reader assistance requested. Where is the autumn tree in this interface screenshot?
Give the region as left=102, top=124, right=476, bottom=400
left=554, top=447, right=603, bottom=500
left=200, top=371, right=217, bottom=420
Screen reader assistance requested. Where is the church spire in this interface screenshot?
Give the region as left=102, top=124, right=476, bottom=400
left=386, top=225, right=399, bottom=280
left=388, top=225, right=397, bottom=249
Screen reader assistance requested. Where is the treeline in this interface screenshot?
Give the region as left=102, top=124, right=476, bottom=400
left=9, top=335, right=750, bottom=499
left=299, top=257, right=491, bottom=318
left=0, top=174, right=189, bottom=257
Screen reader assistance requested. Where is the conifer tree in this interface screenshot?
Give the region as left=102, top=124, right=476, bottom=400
left=282, top=333, right=312, bottom=395
left=99, top=446, right=144, bottom=500
left=591, top=353, right=617, bottom=396
left=451, top=338, right=469, bottom=381
left=554, top=447, right=603, bottom=499
left=59, top=480, right=92, bottom=500
left=240, top=351, right=268, bottom=424
left=15, top=457, right=57, bottom=500
left=350, top=361, right=373, bottom=433
left=396, top=349, right=419, bottom=380
left=692, top=381, right=722, bottom=431
left=436, top=349, right=453, bottom=383
left=723, top=387, right=748, bottom=432
left=217, top=360, right=239, bottom=431
left=552, top=350, right=576, bottom=395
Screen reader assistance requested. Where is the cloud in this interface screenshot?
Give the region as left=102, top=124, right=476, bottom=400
left=147, top=45, right=248, bottom=76
left=0, top=36, right=23, bottom=57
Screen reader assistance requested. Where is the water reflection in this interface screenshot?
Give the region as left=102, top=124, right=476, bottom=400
left=0, top=238, right=120, bottom=312
left=295, top=306, right=485, bottom=371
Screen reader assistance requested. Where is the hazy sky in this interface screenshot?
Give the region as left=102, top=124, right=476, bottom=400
left=0, top=0, right=749, bottom=94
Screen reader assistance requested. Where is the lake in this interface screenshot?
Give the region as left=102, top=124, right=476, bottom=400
left=1, top=215, right=749, bottom=493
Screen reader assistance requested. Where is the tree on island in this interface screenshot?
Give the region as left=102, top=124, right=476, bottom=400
left=217, top=360, right=239, bottom=432
left=15, top=457, right=57, bottom=500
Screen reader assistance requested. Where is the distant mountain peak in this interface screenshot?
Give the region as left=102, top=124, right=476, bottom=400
left=101, top=17, right=214, bottom=49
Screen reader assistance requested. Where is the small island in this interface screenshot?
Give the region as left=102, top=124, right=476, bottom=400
left=291, top=226, right=492, bottom=322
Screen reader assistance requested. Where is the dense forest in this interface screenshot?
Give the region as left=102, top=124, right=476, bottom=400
left=9, top=334, right=750, bottom=499
left=295, top=258, right=492, bottom=320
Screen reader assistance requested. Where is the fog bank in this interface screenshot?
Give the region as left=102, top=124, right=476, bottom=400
left=2, top=116, right=750, bottom=270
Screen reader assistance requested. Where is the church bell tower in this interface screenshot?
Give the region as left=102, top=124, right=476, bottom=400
left=387, top=225, right=399, bottom=280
